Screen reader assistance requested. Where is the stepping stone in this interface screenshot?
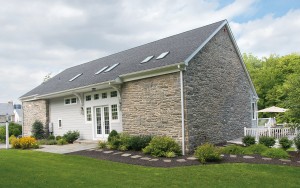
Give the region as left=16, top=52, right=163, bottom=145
left=177, top=159, right=186, bottom=162
left=95, top=149, right=103, bottom=152
left=297, top=161, right=300, bottom=163
left=103, top=151, right=114, bottom=154
left=87, top=149, right=95, bottom=151
left=149, top=159, right=159, bottom=162
left=243, top=156, right=255, bottom=159
left=187, top=157, right=197, bottom=160
left=131, top=155, right=142, bottom=159
left=121, top=153, right=132, bottom=157
left=163, top=159, right=172, bottom=163
left=279, top=159, right=291, bottom=162
left=220, top=154, right=224, bottom=157
left=113, top=152, right=124, bottom=155
left=262, top=158, right=272, bottom=160
left=140, top=157, right=151, bottom=160
left=230, top=155, right=237, bottom=158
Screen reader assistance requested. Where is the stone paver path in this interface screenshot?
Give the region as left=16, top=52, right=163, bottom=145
left=131, top=155, right=142, bottom=159
left=187, top=157, right=197, bottom=160
left=103, top=151, right=114, bottom=154
left=230, top=155, right=237, bottom=158
left=121, top=153, right=132, bottom=157
left=177, top=159, right=186, bottom=162
left=279, top=159, right=291, bottom=162
left=113, top=152, right=123, bottom=155
left=35, top=143, right=98, bottom=154
left=140, top=157, right=151, bottom=160
left=243, top=156, right=255, bottom=159
left=163, top=159, right=171, bottom=163
left=262, top=157, right=272, bottom=160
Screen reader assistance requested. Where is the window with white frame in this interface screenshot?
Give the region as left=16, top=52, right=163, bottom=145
left=111, top=91, right=117, bottom=97
left=102, top=93, right=107, bottom=99
left=111, top=104, right=118, bottom=120
left=58, top=119, right=62, bottom=128
left=94, top=94, right=99, bottom=100
left=86, top=107, right=92, bottom=121
left=65, top=97, right=77, bottom=105
left=86, top=95, right=91, bottom=101
left=251, top=102, right=256, bottom=120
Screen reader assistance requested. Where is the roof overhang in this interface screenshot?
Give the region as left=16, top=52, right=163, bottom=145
left=20, top=62, right=186, bottom=102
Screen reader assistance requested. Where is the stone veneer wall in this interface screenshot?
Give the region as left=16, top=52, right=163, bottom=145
left=22, top=100, right=49, bottom=136
left=184, top=26, right=254, bottom=151
left=121, top=73, right=183, bottom=143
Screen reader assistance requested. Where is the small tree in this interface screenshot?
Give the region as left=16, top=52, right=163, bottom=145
left=32, top=120, right=45, bottom=139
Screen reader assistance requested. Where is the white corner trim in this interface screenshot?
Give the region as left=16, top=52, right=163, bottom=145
left=184, top=20, right=228, bottom=65
left=180, top=70, right=185, bottom=155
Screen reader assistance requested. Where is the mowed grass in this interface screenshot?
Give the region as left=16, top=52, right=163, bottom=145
left=0, top=150, right=300, bottom=188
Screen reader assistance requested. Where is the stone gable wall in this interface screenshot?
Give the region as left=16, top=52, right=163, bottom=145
left=121, top=73, right=183, bottom=143
left=184, top=26, right=254, bottom=151
left=22, top=100, right=49, bottom=136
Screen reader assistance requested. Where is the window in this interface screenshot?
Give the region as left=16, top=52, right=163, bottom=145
left=86, top=107, right=92, bottom=121
left=86, top=95, right=91, bottom=101
left=141, top=56, right=154, bottom=64
left=102, top=93, right=107, bottom=99
left=65, top=98, right=70, bottom=104
left=111, top=104, right=118, bottom=120
left=156, top=51, right=169, bottom=59
left=95, top=66, right=109, bottom=75
left=111, top=91, right=117, bottom=97
left=58, top=119, right=62, bottom=128
left=69, top=73, right=82, bottom=82
left=252, top=102, right=256, bottom=120
left=65, top=97, right=77, bottom=105
left=94, top=94, right=99, bottom=100
left=104, top=63, right=120, bottom=72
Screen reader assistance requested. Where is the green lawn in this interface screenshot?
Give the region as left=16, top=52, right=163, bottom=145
left=0, top=150, right=300, bottom=187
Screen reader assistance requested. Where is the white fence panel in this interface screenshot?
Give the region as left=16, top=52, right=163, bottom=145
left=244, top=127, right=298, bottom=140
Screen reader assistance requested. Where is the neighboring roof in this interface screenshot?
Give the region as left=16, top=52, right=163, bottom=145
left=0, top=103, right=14, bottom=116
left=21, top=20, right=227, bottom=99
left=14, top=109, right=23, bottom=118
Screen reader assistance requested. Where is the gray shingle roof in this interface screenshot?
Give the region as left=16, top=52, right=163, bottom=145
left=21, top=20, right=226, bottom=98
left=0, top=103, right=14, bottom=116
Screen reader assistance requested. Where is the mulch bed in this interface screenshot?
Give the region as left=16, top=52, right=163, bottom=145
left=66, top=149, right=300, bottom=168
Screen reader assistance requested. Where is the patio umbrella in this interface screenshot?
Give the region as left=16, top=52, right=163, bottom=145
left=257, top=106, right=287, bottom=113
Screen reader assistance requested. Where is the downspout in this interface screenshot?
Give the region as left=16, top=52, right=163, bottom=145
left=180, top=70, right=185, bottom=155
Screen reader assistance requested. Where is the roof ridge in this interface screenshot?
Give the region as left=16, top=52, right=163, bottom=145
left=64, top=19, right=227, bottom=70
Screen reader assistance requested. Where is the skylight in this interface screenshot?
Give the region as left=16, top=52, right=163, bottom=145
left=140, top=56, right=154, bottom=64
left=104, top=63, right=120, bottom=72
left=95, top=66, right=109, bottom=75
left=69, top=73, right=82, bottom=82
left=156, top=51, right=169, bottom=60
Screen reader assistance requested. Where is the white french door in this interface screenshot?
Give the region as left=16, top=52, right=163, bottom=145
left=95, top=106, right=110, bottom=138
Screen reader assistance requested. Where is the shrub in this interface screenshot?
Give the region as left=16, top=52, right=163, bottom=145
left=9, top=135, right=17, bottom=144
left=57, top=138, right=67, bottom=145
left=194, top=143, right=221, bottom=163
left=12, top=137, right=39, bottom=149
left=294, top=133, right=300, bottom=151
left=261, top=148, right=289, bottom=159
left=38, top=139, right=57, bottom=145
left=118, top=133, right=131, bottom=150
left=108, top=130, right=119, bottom=142
left=222, top=145, right=246, bottom=155
left=98, top=141, right=107, bottom=149
left=108, top=136, right=122, bottom=149
left=279, top=137, right=293, bottom=150
left=242, top=136, right=256, bottom=146
left=31, top=120, right=45, bottom=139
left=259, top=136, right=276, bottom=148
left=165, top=151, right=176, bottom=158
left=128, top=135, right=152, bottom=151
left=142, top=136, right=181, bottom=157
left=63, top=131, right=80, bottom=143
left=47, top=135, right=56, bottom=140
left=55, top=136, right=62, bottom=140
left=0, top=126, right=5, bottom=141
left=8, top=122, right=22, bottom=137
left=245, top=144, right=269, bottom=154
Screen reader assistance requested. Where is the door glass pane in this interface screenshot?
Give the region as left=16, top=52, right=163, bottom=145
left=104, top=107, right=110, bottom=134
left=96, top=108, right=102, bottom=134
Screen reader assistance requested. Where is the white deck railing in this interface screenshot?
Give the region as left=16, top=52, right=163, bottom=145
left=244, top=127, right=298, bottom=140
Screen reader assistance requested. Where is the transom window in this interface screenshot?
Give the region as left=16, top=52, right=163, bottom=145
left=102, top=93, right=107, bottom=99
left=86, top=95, right=91, bottom=101
left=111, top=104, right=118, bottom=120
left=94, top=94, right=99, bottom=100
left=65, top=97, right=77, bottom=105
left=111, top=91, right=117, bottom=97
left=86, top=107, right=92, bottom=121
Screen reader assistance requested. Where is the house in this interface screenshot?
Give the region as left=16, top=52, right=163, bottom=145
left=0, top=102, right=14, bottom=125
left=20, top=20, right=258, bottom=153
left=13, top=104, right=23, bottom=124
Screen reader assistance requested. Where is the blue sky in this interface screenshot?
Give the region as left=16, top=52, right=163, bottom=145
left=0, top=0, right=299, bottom=103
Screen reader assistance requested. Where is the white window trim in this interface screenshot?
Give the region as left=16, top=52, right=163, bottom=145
left=64, top=97, right=77, bottom=105
left=58, top=119, right=62, bottom=129
left=251, top=102, right=257, bottom=120
left=110, top=104, right=119, bottom=122
left=86, top=107, right=92, bottom=123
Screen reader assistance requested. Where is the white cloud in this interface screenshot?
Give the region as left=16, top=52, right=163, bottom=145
left=231, top=9, right=300, bottom=57
left=0, top=0, right=298, bottom=103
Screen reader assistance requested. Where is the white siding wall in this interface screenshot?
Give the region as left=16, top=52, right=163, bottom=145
left=49, top=89, right=122, bottom=140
